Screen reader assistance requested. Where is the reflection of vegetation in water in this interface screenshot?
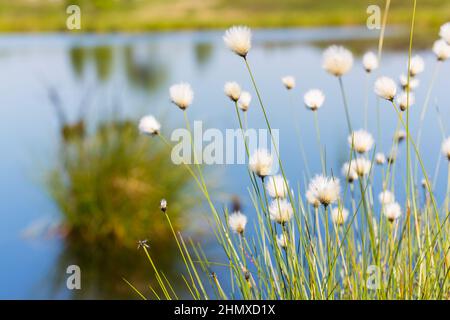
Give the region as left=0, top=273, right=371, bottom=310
left=46, top=118, right=198, bottom=298
left=68, top=45, right=115, bottom=82
left=194, top=42, right=214, bottom=69
left=44, top=240, right=183, bottom=299
left=124, top=45, right=167, bottom=92
left=69, top=47, right=88, bottom=78
left=93, top=46, right=114, bottom=82
left=49, top=120, right=193, bottom=249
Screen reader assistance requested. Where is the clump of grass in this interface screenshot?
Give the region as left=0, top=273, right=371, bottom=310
left=49, top=119, right=193, bottom=249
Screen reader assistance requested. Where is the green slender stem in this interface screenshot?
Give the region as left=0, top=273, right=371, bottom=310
left=313, top=111, right=326, bottom=173
left=338, top=76, right=352, bottom=134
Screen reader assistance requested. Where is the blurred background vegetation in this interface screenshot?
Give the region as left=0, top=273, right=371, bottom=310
left=49, top=116, right=193, bottom=248
left=43, top=88, right=198, bottom=297
left=0, top=0, right=448, bottom=32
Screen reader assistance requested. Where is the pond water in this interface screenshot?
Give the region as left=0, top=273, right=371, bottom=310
left=0, top=27, right=448, bottom=299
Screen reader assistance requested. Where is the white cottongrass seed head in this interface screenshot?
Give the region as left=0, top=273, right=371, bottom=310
left=224, top=81, right=241, bottom=102
left=394, top=130, right=407, bottom=143
left=374, top=76, right=397, bottom=101
left=304, top=89, right=325, bottom=111
left=306, top=190, right=320, bottom=208
left=362, top=51, right=378, bottom=73
left=331, top=207, right=349, bottom=226
left=379, top=190, right=395, bottom=206
left=442, top=137, right=450, bottom=161
left=160, top=198, right=167, bottom=212
left=307, top=175, right=340, bottom=207
left=238, top=91, right=251, bottom=111
left=350, top=158, right=372, bottom=177
left=277, top=233, right=288, bottom=249
left=439, top=22, right=450, bottom=44
left=387, top=149, right=398, bottom=164
left=433, top=39, right=450, bottom=61
left=409, top=55, right=425, bottom=77
left=249, top=148, right=273, bottom=178
left=138, top=115, right=161, bottom=136
left=282, top=76, right=296, bottom=90
left=396, top=92, right=415, bottom=111
left=342, top=162, right=358, bottom=183
left=269, top=199, right=294, bottom=224
left=383, top=202, right=402, bottom=222
left=399, top=74, right=419, bottom=91
left=322, top=45, right=353, bottom=76
left=421, top=178, right=429, bottom=189
left=228, top=211, right=248, bottom=234
left=170, top=82, right=194, bottom=110
left=223, top=26, right=252, bottom=57
left=265, top=175, right=290, bottom=199
left=348, top=129, right=374, bottom=154
left=375, top=152, right=386, bottom=165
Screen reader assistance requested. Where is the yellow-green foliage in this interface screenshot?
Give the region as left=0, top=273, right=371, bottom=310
left=49, top=120, right=193, bottom=248
left=0, top=0, right=448, bottom=31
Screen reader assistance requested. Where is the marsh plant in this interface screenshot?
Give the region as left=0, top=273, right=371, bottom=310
left=49, top=119, right=193, bottom=248
left=132, top=11, right=450, bottom=299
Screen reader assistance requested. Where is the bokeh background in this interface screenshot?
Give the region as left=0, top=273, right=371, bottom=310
left=0, top=0, right=449, bottom=299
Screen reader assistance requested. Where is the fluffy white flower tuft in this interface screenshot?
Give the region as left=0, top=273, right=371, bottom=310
left=396, top=92, right=415, bottom=111
left=277, top=234, right=288, bottom=249
left=399, top=74, right=419, bottom=91
left=269, top=199, right=294, bottom=224
left=238, top=91, right=251, bottom=111
left=439, top=22, right=450, bottom=44
left=160, top=199, right=167, bottom=212
left=394, top=130, right=407, bottom=143
left=374, top=76, right=397, bottom=101
left=307, top=175, right=340, bottom=207
left=433, top=39, right=450, bottom=61
left=378, top=190, right=395, bottom=206
left=350, top=158, right=372, bottom=177
left=138, top=115, right=161, bottom=136
left=170, top=83, right=194, bottom=110
left=408, top=55, right=425, bottom=77
left=375, top=153, right=386, bottom=165
left=249, top=149, right=273, bottom=178
left=305, top=190, right=320, bottom=208
left=265, top=175, right=290, bottom=199
left=304, top=89, right=325, bottom=111
left=342, top=162, right=358, bottom=183
left=442, top=137, right=450, bottom=160
left=348, top=129, right=374, bottom=154
left=282, top=76, right=296, bottom=90
left=331, top=207, right=349, bottom=226
left=387, top=150, right=398, bottom=164
left=322, top=45, right=353, bottom=76
left=228, top=211, right=248, bottom=234
left=223, top=26, right=252, bottom=57
left=362, top=51, right=378, bottom=73
left=224, top=81, right=241, bottom=102
left=383, top=202, right=402, bottom=222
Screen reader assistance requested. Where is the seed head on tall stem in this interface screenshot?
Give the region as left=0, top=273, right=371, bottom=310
left=138, top=115, right=161, bottom=136
left=223, top=26, right=252, bottom=58
left=362, top=51, right=379, bottom=73
left=281, top=76, right=296, bottom=90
